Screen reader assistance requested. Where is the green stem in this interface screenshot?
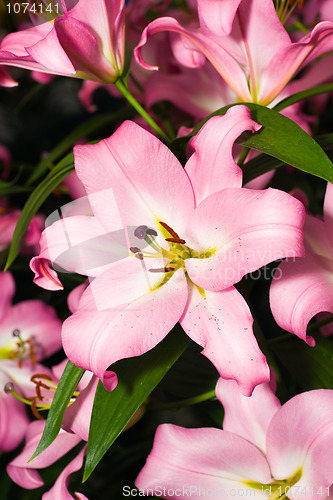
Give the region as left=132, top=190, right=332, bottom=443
left=268, top=314, right=333, bottom=345
left=237, top=147, right=250, bottom=169
left=115, top=80, right=171, bottom=144
left=307, top=313, right=333, bottom=333
left=152, top=389, right=216, bottom=411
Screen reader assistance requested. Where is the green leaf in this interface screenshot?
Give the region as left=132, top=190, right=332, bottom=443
left=172, top=103, right=333, bottom=184
left=30, top=361, right=85, bottom=461
left=4, top=153, right=74, bottom=270
left=83, top=327, right=191, bottom=481
left=272, top=335, right=333, bottom=391
left=273, top=82, right=333, bottom=112
left=27, top=109, right=132, bottom=185
left=0, top=180, right=32, bottom=195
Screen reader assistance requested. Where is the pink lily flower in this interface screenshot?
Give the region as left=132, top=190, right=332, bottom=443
left=270, top=182, right=333, bottom=344
left=134, top=0, right=333, bottom=105
left=0, top=271, right=62, bottom=450
left=0, top=0, right=125, bottom=84
left=30, top=106, right=305, bottom=396
left=136, top=379, right=333, bottom=500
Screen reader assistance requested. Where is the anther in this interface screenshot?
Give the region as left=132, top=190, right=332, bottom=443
left=12, top=329, right=21, bottom=336
left=134, top=225, right=148, bottom=239
left=146, top=228, right=158, bottom=237
left=148, top=267, right=175, bottom=273
left=4, top=382, right=14, bottom=394
left=165, top=237, right=186, bottom=244
left=159, top=221, right=186, bottom=244
left=130, top=247, right=144, bottom=260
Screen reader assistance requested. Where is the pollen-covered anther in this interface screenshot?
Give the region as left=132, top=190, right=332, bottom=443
left=159, top=221, right=186, bottom=245
left=148, top=266, right=175, bottom=273
left=134, top=225, right=148, bottom=239
left=165, top=237, right=186, bottom=244
left=130, top=247, right=144, bottom=260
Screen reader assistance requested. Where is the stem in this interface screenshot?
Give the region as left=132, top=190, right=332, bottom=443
left=268, top=314, right=333, bottom=345
left=115, top=80, right=171, bottom=144
left=237, top=147, right=250, bottom=169
left=307, top=313, right=333, bottom=333
left=152, top=389, right=216, bottom=411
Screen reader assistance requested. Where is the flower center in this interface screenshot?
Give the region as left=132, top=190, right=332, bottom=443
left=244, top=468, right=303, bottom=500
left=4, top=373, right=79, bottom=420
left=130, top=221, right=214, bottom=282
left=0, top=329, right=36, bottom=367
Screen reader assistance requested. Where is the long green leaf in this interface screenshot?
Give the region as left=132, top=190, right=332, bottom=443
left=4, top=153, right=74, bottom=270
left=30, top=361, right=85, bottom=460
left=272, top=335, right=333, bottom=391
left=83, top=327, right=191, bottom=481
left=172, top=103, right=333, bottom=183
left=27, top=109, right=132, bottom=185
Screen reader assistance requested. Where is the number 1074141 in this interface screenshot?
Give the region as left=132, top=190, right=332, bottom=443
left=6, top=2, right=59, bottom=14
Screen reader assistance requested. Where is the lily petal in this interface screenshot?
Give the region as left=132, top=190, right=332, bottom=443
left=42, top=446, right=86, bottom=500
left=7, top=420, right=81, bottom=489
left=216, top=377, right=281, bottom=453
left=269, top=251, right=333, bottom=345
left=0, top=272, right=15, bottom=317
left=184, top=188, right=305, bottom=291
left=74, top=120, right=195, bottom=236
left=136, top=424, right=273, bottom=497
left=180, top=284, right=269, bottom=396
left=62, top=260, right=188, bottom=389
left=185, top=106, right=261, bottom=205
left=266, top=390, right=333, bottom=500
left=197, top=0, right=242, bottom=35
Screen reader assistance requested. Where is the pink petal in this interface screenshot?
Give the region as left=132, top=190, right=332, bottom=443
left=180, top=284, right=269, bottom=396
left=185, top=106, right=261, bottom=205
left=216, top=376, right=281, bottom=452
left=42, top=446, right=86, bottom=500
left=52, top=16, right=118, bottom=81
left=197, top=0, right=242, bottom=35
left=323, top=181, right=333, bottom=230
left=0, top=271, right=15, bottom=317
left=0, top=65, right=17, bottom=87
left=184, top=188, right=305, bottom=291
left=260, top=21, right=333, bottom=104
left=62, top=375, right=98, bottom=441
left=68, top=0, right=125, bottom=71
left=0, top=394, right=29, bottom=452
left=62, top=259, right=188, bottom=388
left=0, top=22, right=53, bottom=57
left=74, top=121, right=195, bottom=236
left=134, top=17, right=252, bottom=101
left=266, top=390, right=333, bottom=500
left=269, top=251, right=333, bottom=345
left=30, top=214, right=130, bottom=288
left=136, top=424, right=273, bottom=497
left=7, top=421, right=82, bottom=489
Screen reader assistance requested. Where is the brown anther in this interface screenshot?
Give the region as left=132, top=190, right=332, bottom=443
left=148, top=267, right=175, bottom=273
left=159, top=221, right=180, bottom=239
left=31, top=373, right=52, bottom=383
left=30, top=399, right=44, bottom=420
left=165, top=237, right=186, bottom=244
left=27, top=339, right=37, bottom=366
left=129, top=246, right=144, bottom=260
